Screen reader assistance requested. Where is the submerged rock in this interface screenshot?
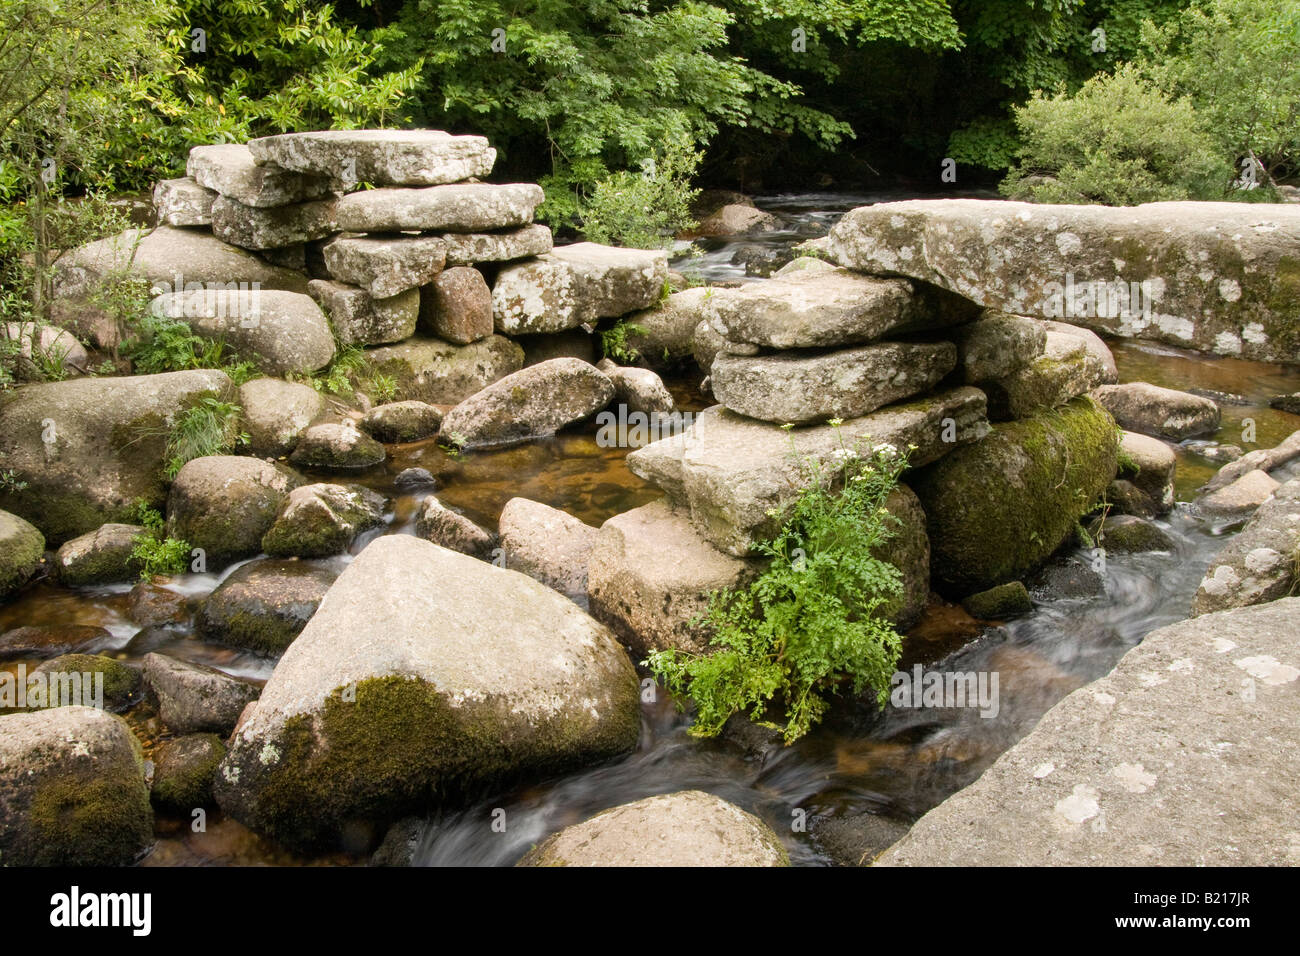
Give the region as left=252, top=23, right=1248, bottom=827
left=439, top=357, right=614, bottom=450
left=213, top=534, right=641, bottom=849
left=1091, top=514, right=1177, bottom=553
left=909, top=398, right=1118, bottom=595
left=0, top=706, right=152, bottom=865
left=961, top=581, right=1033, bottom=620
left=0, top=369, right=234, bottom=544
left=1090, top=382, right=1220, bottom=440
left=29, top=654, right=142, bottom=712
left=0, top=624, right=107, bottom=660
left=197, top=559, right=337, bottom=655
left=166, top=456, right=299, bottom=569
left=519, top=791, right=788, bottom=867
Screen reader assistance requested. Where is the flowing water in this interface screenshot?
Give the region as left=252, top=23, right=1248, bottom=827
left=3, top=193, right=1298, bottom=866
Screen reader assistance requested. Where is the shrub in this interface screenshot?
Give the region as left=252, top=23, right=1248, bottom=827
left=574, top=143, right=702, bottom=249
left=129, top=501, right=190, bottom=580
left=646, top=427, right=910, bottom=743
left=1001, top=65, right=1233, bottom=205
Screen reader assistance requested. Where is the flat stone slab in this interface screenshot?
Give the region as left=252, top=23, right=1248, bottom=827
left=247, top=129, right=496, bottom=186
left=705, top=268, right=976, bottom=350
left=335, top=183, right=543, bottom=233
left=321, top=234, right=446, bottom=298
left=492, top=242, right=668, bottom=334
left=211, top=195, right=338, bottom=251
left=1194, top=477, right=1300, bottom=614
left=187, top=143, right=336, bottom=207
left=877, top=598, right=1300, bottom=866
left=828, top=198, right=1300, bottom=364
left=711, top=341, right=957, bottom=424
left=626, top=387, right=990, bottom=555
left=153, top=177, right=215, bottom=226
left=441, top=224, right=553, bottom=265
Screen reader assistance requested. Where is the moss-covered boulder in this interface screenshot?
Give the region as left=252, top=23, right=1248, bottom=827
left=518, top=791, right=789, bottom=867
left=289, top=422, right=386, bottom=471
left=361, top=335, right=523, bottom=405
left=909, top=397, right=1119, bottom=596
left=961, top=581, right=1034, bottom=620
left=360, top=401, right=443, bottom=444
left=214, top=534, right=641, bottom=850
left=0, top=508, right=45, bottom=600
left=54, top=522, right=144, bottom=586
left=151, top=733, right=227, bottom=813
left=166, top=456, right=300, bottom=569
left=30, top=654, right=142, bottom=712
left=0, top=706, right=152, bottom=865
left=261, top=483, right=387, bottom=558
left=196, top=559, right=337, bottom=655
left=0, top=370, right=234, bottom=545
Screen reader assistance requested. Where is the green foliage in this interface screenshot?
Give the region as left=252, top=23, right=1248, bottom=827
left=598, top=319, right=648, bottom=364
left=120, top=304, right=258, bottom=384
left=1138, top=0, right=1300, bottom=183
left=367, top=372, right=398, bottom=404
left=1001, top=65, right=1231, bottom=204
left=573, top=143, right=702, bottom=249
left=0, top=468, right=27, bottom=493
left=161, top=397, right=249, bottom=480
left=129, top=500, right=189, bottom=580
left=300, top=344, right=367, bottom=396
left=646, top=429, right=909, bottom=743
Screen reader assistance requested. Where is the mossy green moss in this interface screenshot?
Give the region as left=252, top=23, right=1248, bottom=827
left=22, top=750, right=152, bottom=866
left=31, top=654, right=142, bottom=711
left=910, top=397, right=1119, bottom=596
left=151, top=733, right=226, bottom=812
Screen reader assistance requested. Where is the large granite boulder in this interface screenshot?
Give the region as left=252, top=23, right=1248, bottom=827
left=0, top=370, right=234, bottom=544
left=143, top=653, right=261, bottom=735
left=439, top=358, right=614, bottom=450
left=1090, top=382, right=1220, bottom=440
left=828, top=198, right=1300, bottom=363
left=166, top=456, right=299, bottom=568
left=213, top=534, right=641, bottom=849
left=247, top=129, right=496, bottom=186
left=908, top=397, right=1119, bottom=595
left=238, top=377, right=326, bottom=458
left=492, top=243, right=668, bottom=335
left=498, top=497, right=598, bottom=599
left=0, top=706, right=152, bottom=865
left=0, top=509, right=45, bottom=600
left=53, top=522, right=142, bottom=586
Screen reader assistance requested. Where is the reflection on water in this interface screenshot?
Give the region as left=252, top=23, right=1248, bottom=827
left=1, top=191, right=1297, bottom=866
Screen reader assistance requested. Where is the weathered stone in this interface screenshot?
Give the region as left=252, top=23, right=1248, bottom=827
left=704, top=269, right=978, bottom=350
left=187, top=143, right=336, bottom=207
left=127, top=581, right=189, bottom=627
left=1197, top=469, right=1279, bottom=520
left=587, top=499, right=760, bottom=655
left=0, top=624, right=106, bottom=660
left=812, top=812, right=911, bottom=867
left=336, top=183, right=543, bottom=233
left=1194, top=477, right=1300, bottom=615
left=361, top=401, right=442, bottom=443
left=197, top=559, right=337, bottom=655
left=144, top=652, right=261, bottom=735
left=1199, top=429, right=1300, bottom=494
left=413, top=496, right=495, bottom=559
left=0, top=509, right=45, bottom=600
left=710, top=342, right=957, bottom=425
left=961, top=581, right=1034, bottom=620
left=420, top=266, right=493, bottom=344
left=953, top=311, right=1046, bottom=382
left=693, top=203, right=779, bottom=237
left=1119, top=431, right=1177, bottom=515
left=1090, top=382, right=1221, bottom=440
left=211, top=195, right=338, bottom=251
left=622, top=287, right=711, bottom=364
left=152, top=177, right=216, bottom=226
left=29, top=653, right=142, bottom=712
left=520, top=790, right=788, bottom=866
left=828, top=198, right=1300, bottom=363
left=0, top=369, right=234, bottom=544
left=261, top=243, right=307, bottom=271
left=0, top=707, right=152, bottom=865
left=166, top=456, right=299, bottom=568
left=1091, top=514, right=1177, bottom=553
left=982, top=331, right=1109, bottom=421
left=261, top=483, right=387, bottom=558
left=440, top=224, right=553, bottom=265
left=289, top=422, right=386, bottom=471
left=595, top=360, right=676, bottom=416
left=307, top=279, right=418, bottom=346
left=626, top=387, right=990, bottom=556
left=877, top=599, right=1300, bottom=866
left=1269, top=392, right=1300, bottom=415
left=439, top=357, right=614, bottom=450
left=492, top=243, right=668, bottom=335
left=2, top=322, right=89, bottom=380
left=54, top=523, right=143, bottom=586
left=1106, top=478, right=1160, bottom=518
left=498, top=497, right=597, bottom=598
left=247, top=129, right=496, bottom=186
left=362, top=335, right=524, bottom=405
left=213, top=534, right=641, bottom=848
left=1041, top=320, right=1118, bottom=383
left=238, top=377, right=326, bottom=458
left=772, top=256, right=837, bottom=278
left=909, top=398, right=1119, bottom=595
left=321, top=234, right=446, bottom=298
left=151, top=733, right=226, bottom=812
left=691, top=317, right=758, bottom=372
left=152, top=288, right=336, bottom=375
